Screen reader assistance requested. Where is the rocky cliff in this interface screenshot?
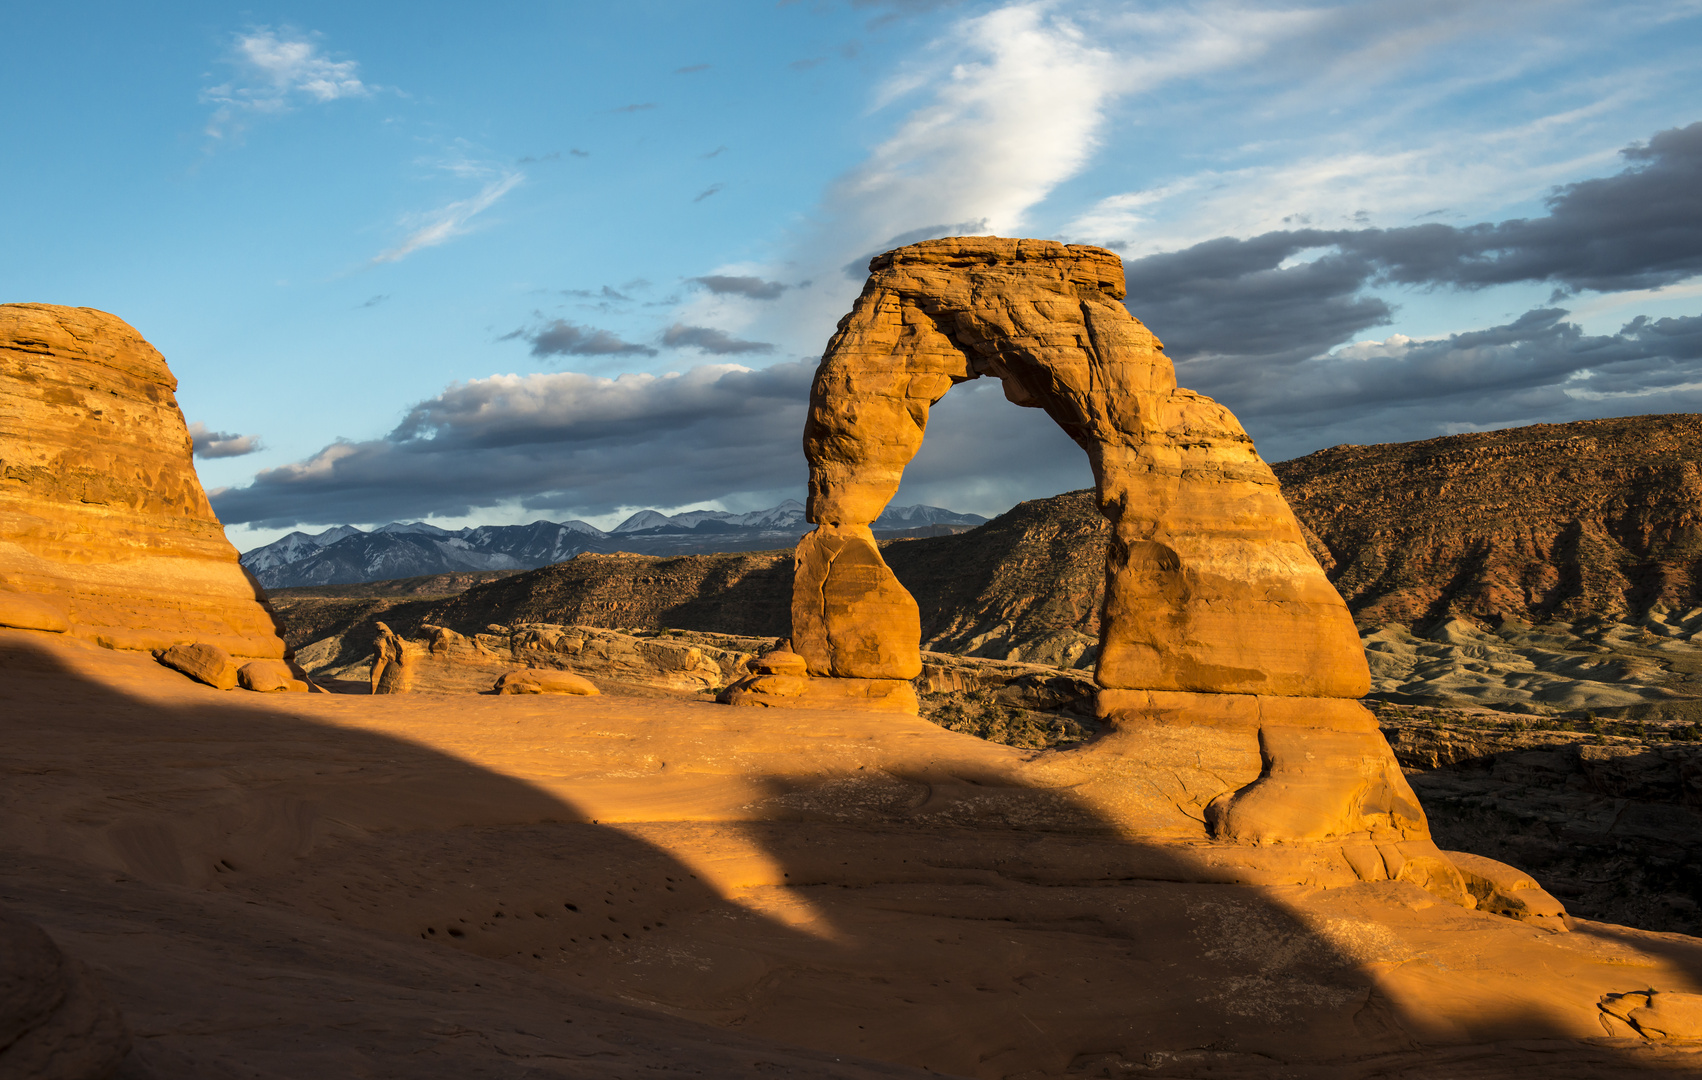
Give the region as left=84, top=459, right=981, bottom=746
left=1274, top=413, right=1702, bottom=626
left=0, top=303, right=286, bottom=658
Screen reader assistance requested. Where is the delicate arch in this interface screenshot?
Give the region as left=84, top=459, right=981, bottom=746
left=791, top=237, right=1368, bottom=700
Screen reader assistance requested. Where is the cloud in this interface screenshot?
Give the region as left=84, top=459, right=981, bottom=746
left=360, top=294, right=389, bottom=308
left=662, top=324, right=775, bottom=355
left=562, top=285, right=633, bottom=303
left=1182, top=308, right=1702, bottom=462
left=373, top=171, right=522, bottom=263
left=508, top=320, right=658, bottom=358
left=692, top=275, right=788, bottom=300
left=201, top=28, right=368, bottom=140
left=210, top=363, right=815, bottom=527
left=1350, top=120, right=1702, bottom=295
left=829, top=5, right=1115, bottom=249
left=694, top=183, right=726, bottom=203
left=1120, top=121, right=1702, bottom=367
left=189, top=422, right=263, bottom=459
left=613, top=102, right=657, bottom=113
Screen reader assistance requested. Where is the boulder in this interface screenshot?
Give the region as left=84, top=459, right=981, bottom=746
left=236, top=659, right=308, bottom=693
left=493, top=669, right=600, bottom=696
left=0, top=304, right=288, bottom=658
left=749, top=648, right=809, bottom=676
left=1599, top=990, right=1702, bottom=1039
left=1445, top=849, right=1571, bottom=931
left=155, top=642, right=239, bottom=690
left=370, top=622, right=413, bottom=695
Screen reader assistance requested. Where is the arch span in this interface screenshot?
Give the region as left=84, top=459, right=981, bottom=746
left=795, top=237, right=1366, bottom=698
left=734, top=236, right=1442, bottom=852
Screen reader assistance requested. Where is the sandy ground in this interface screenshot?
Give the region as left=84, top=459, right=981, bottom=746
left=6, top=628, right=1702, bottom=1078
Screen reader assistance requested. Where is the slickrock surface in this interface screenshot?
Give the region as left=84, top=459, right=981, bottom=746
left=0, top=303, right=285, bottom=658
left=1274, top=413, right=1702, bottom=626
left=0, top=907, right=129, bottom=1080
left=5, top=630, right=1702, bottom=1077
left=361, top=622, right=764, bottom=698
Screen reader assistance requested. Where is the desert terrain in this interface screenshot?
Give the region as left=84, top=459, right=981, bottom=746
left=8, top=242, right=1702, bottom=1079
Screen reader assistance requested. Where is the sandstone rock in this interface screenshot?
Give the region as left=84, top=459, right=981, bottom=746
left=0, top=908, right=129, bottom=1080
left=799, top=237, right=1367, bottom=701
left=236, top=659, right=307, bottom=693
left=156, top=642, right=239, bottom=690
left=0, top=591, right=69, bottom=633
left=718, top=673, right=919, bottom=713
left=344, top=622, right=756, bottom=697
left=494, top=669, right=599, bottom=696
left=792, top=525, right=921, bottom=680
left=749, top=648, right=808, bottom=676
left=1599, top=990, right=1702, bottom=1040
left=1444, top=850, right=1570, bottom=931
left=370, top=622, right=413, bottom=694
left=0, top=304, right=288, bottom=660
left=777, top=237, right=1400, bottom=852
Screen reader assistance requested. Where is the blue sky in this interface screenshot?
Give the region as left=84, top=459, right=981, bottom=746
left=6, top=1, right=1702, bottom=549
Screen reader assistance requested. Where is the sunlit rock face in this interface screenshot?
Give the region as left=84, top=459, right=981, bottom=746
left=0, top=303, right=286, bottom=659
left=767, top=237, right=1434, bottom=851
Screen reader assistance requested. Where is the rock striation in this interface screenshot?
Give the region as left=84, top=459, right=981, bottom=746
left=0, top=303, right=286, bottom=659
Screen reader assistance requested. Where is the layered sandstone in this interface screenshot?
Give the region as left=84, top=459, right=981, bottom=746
left=0, top=304, right=285, bottom=658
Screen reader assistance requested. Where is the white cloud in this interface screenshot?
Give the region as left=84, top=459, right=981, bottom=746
left=201, top=28, right=369, bottom=140
left=1064, top=119, right=1623, bottom=258
left=373, top=171, right=523, bottom=264
left=836, top=3, right=1117, bottom=245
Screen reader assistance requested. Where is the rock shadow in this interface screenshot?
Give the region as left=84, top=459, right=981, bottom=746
left=2, top=634, right=1700, bottom=1078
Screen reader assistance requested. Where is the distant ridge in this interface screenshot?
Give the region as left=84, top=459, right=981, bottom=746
left=242, top=500, right=986, bottom=589
left=306, top=413, right=1702, bottom=664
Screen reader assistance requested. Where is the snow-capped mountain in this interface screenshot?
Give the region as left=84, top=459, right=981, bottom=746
left=242, top=501, right=987, bottom=589
left=237, top=524, right=363, bottom=575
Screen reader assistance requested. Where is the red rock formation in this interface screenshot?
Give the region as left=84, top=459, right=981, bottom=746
left=0, top=304, right=286, bottom=659
left=725, top=237, right=1441, bottom=858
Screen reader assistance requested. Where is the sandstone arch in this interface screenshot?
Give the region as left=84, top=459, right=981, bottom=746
left=751, top=237, right=1436, bottom=850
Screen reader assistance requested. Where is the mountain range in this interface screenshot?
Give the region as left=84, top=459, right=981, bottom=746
left=242, top=500, right=986, bottom=589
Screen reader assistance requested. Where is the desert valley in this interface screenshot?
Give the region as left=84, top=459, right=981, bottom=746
left=7, top=233, right=1702, bottom=1080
